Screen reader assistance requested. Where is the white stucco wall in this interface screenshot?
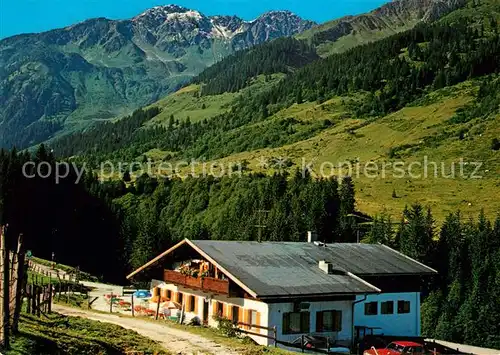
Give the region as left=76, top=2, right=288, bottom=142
left=267, top=300, right=354, bottom=346
left=159, top=283, right=270, bottom=345
left=354, top=292, right=421, bottom=337
left=156, top=284, right=421, bottom=344
left=207, top=294, right=269, bottom=344
left=158, top=284, right=355, bottom=346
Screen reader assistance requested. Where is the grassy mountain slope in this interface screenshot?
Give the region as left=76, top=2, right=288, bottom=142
left=144, top=74, right=285, bottom=127
left=297, top=0, right=465, bottom=56
left=177, top=79, right=498, bottom=221
left=50, top=0, right=500, bottom=221
left=0, top=6, right=314, bottom=149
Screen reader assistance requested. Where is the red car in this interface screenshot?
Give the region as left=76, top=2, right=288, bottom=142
left=363, top=341, right=429, bottom=355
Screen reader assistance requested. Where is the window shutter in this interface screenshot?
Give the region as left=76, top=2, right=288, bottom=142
left=256, top=312, right=261, bottom=333
left=194, top=296, right=198, bottom=314
left=316, top=311, right=324, bottom=332
left=227, top=305, right=233, bottom=321
left=238, top=307, right=244, bottom=327
left=212, top=301, right=217, bottom=316
left=172, top=291, right=177, bottom=303
left=247, top=310, right=253, bottom=330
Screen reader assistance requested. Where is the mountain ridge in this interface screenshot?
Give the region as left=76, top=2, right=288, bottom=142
left=0, top=5, right=315, bottom=149
left=298, top=0, right=466, bottom=56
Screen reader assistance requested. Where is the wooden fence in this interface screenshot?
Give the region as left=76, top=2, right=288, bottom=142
left=235, top=321, right=348, bottom=355
left=0, top=226, right=26, bottom=349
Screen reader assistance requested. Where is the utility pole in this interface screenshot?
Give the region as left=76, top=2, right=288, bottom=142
left=255, top=210, right=270, bottom=243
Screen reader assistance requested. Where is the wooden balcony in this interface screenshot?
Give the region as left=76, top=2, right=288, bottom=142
left=163, top=270, right=229, bottom=295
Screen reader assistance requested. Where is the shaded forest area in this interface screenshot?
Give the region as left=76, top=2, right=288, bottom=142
left=192, top=37, right=319, bottom=95
left=366, top=207, right=500, bottom=348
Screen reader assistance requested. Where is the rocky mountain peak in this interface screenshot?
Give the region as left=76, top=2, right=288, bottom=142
left=0, top=4, right=316, bottom=149
left=133, top=4, right=203, bottom=25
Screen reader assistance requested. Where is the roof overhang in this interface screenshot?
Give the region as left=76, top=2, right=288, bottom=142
left=126, top=238, right=260, bottom=298
left=126, top=239, right=188, bottom=279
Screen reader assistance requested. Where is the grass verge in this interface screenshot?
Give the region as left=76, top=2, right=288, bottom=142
left=7, top=312, right=168, bottom=355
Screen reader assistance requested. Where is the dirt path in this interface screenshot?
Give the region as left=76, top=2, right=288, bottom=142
left=53, top=304, right=240, bottom=355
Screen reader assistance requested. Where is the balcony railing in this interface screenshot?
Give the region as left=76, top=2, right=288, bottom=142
left=164, top=270, right=229, bottom=294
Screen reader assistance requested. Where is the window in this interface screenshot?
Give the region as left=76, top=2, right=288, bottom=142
left=381, top=301, right=394, bottom=314
left=387, top=343, right=405, bottom=352
left=398, top=300, right=410, bottom=314
left=283, top=312, right=310, bottom=335
left=178, top=292, right=183, bottom=305
left=232, top=306, right=239, bottom=323
left=250, top=310, right=258, bottom=329
left=316, top=310, right=342, bottom=332
left=166, top=290, right=172, bottom=299
left=187, top=295, right=195, bottom=312
left=364, top=302, right=378, bottom=315
left=217, top=301, right=224, bottom=316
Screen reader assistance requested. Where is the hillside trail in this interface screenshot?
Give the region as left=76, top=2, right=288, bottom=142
left=31, top=261, right=241, bottom=354
left=53, top=304, right=241, bottom=355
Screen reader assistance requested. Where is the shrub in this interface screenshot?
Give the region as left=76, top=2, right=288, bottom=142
left=213, top=315, right=240, bottom=338
left=491, top=138, right=500, bottom=151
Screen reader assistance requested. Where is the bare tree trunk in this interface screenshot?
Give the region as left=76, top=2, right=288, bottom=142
left=0, top=226, right=4, bottom=347
left=12, top=234, right=24, bottom=333
left=1, top=225, right=10, bottom=349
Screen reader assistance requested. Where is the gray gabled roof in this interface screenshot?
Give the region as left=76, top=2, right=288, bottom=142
left=190, top=240, right=436, bottom=298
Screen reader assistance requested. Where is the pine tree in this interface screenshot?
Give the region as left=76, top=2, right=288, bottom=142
left=296, top=88, right=303, bottom=104
left=364, top=211, right=394, bottom=245
left=122, top=171, right=131, bottom=182
left=398, top=203, right=434, bottom=263
left=338, top=176, right=356, bottom=242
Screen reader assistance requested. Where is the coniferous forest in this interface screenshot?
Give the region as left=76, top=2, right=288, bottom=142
left=1, top=0, right=499, bottom=351
left=49, top=10, right=499, bottom=164
left=0, top=146, right=499, bottom=348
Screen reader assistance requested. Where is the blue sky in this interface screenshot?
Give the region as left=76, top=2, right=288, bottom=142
left=0, top=0, right=387, bottom=39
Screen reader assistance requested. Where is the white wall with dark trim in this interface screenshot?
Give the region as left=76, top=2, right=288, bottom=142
left=354, top=292, right=421, bottom=336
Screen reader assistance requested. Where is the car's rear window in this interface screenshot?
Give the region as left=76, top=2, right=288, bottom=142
left=386, top=343, right=404, bottom=352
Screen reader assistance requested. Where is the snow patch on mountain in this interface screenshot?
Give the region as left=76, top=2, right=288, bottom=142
left=166, top=10, right=203, bottom=22
left=133, top=4, right=192, bottom=21
left=210, top=19, right=245, bottom=39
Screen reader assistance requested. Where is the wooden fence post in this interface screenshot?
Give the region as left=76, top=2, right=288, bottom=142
left=26, top=285, right=31, bottom=314
left=57, top=275, right=62, bottom=301
left=42, top=286, right=46, bottom=312
left=273, top=326, right=277, bottom=348
left=109, top=292, right=113, bottom=313
left=1, top=226, right=10, bottom=349
left=66, top=285, right=70, bottom=304
left=155, top=297, right=161, bottom=320
left=48, top=279, right=52, bottom=313
left=36, top=286, right=41, bottom=317
left=31, top=285, right=36, bottom=315
left=131, top=294, right=135, bottom=317
left=12, top=233, right=26, bottom=334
